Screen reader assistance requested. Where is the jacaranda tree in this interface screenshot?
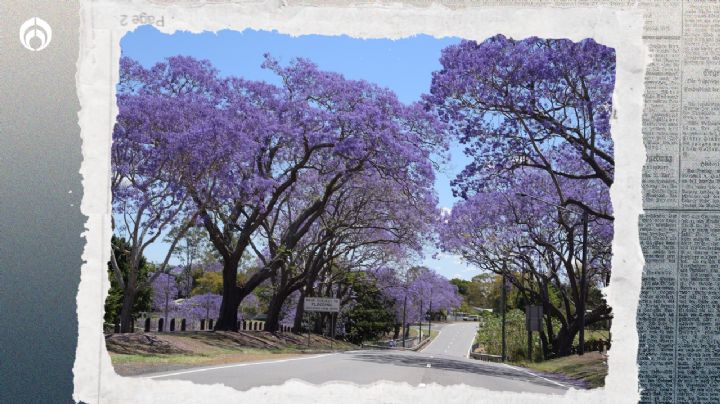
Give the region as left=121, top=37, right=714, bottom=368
left=429, top=35, right=615, bottom=356
left=440, top=169, right=612, bottom=356
left=111, top=57, right=208, bottom=332
left=373, top=266, right=462, bottom=340
left=114, top=54, right=446, bottom=331
left=426, top=35, right=615, bottom=219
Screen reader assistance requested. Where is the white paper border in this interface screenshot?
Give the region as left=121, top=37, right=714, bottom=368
left=74, top=2, right=647, bottom=403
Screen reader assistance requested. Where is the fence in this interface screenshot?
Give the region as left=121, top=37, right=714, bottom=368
left=468, top=342, right=502, bottom=362
left=469, top=352, right=503, bottom=362
left=110, top=318, right=293, bottom=333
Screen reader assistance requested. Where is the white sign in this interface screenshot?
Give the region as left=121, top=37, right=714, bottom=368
left=304, top=297, right=340, bottom=312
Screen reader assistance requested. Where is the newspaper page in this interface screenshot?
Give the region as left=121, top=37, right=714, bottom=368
left=69, top=0, right=715, bottom=403
left=636, top=1, right=720, bottom=403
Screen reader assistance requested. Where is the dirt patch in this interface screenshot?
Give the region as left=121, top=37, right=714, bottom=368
left=106, top=333, right=190, bottom=355
left=513, top=351, right=608, bottom=389
left=107, top=330, right=352, bottom=352
left=105, top=331, right=357, bottom=376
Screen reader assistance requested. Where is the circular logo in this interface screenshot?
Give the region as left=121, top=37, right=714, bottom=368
left=19, top=17, right=52, bottom=52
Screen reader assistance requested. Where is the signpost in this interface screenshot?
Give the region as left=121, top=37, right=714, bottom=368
left=303, top=297, right=340, bottom=349
left=304, top=297, right=340, bottom=313
left=525, top=305, right=543, bottom=360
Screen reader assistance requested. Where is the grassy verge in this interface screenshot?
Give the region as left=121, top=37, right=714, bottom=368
left=574, top=329, right=610, bottom=343
left=107, top=331, right=356, bottom=376
left=512, top=351, right=608, bottom=388
left=407, top=326, right=440, bottom=339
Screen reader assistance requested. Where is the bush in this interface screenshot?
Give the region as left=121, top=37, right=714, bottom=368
left=475, top=309, right=544, bottom=362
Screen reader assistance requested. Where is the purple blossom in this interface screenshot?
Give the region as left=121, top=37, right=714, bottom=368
left=174, top=293, right=222, bottom=322
left=372, top=266, right=461, bottom=324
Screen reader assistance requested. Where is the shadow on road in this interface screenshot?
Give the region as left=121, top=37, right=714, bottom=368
left=350, top=351, right=571, bottom=389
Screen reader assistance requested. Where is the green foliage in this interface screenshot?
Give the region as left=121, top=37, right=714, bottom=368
left=475, top=309, right=544, bottom=362
left=586, top=284, right=610, bottom=326
left=252, top=283, right=274, bottom=314
left=104, top=236, right=152, bottom=325
left=466, top=273, right=495, bottom=307
left=191, top=271, right=223, bottom=295
left=450, top=278, right=470, bottom=296
left=453, top=273, right=533, bottom=312
left=343, top=273, right=396, bottom=344
left=459, top=300, right=476, bottom=314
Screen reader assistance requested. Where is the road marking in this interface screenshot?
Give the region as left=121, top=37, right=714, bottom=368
left=146, top=354, right=335, bottom=379
left=419, top=323, right=450, bottom=353
left=501, top=363, right=568, bottom=388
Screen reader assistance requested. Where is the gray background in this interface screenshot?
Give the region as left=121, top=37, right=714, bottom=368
left=1, top=1, right=82, bottom=402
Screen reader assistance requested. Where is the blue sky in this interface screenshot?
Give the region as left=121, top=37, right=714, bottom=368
left=120, top=26, right=477, bottom=280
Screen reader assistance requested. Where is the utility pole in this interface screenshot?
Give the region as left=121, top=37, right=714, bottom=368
left=419, top=298, right=423, bottom=342
left=402, top=293, right=407, bottom=348
left=579, top=210, right=589, bottom=356
left=428, top=299, right=432, bottom=338
left=330, top=312, right=335, bottom=351
left=501, top=271, right=507, bottom=362
left=526, top=306, right=533, bottom=362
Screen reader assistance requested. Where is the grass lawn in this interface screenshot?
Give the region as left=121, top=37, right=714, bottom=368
left=110, top=349, right=302, bottom=374
left=407, top=325, right=440, bottom=339
left=574, top=329, right=610, bottom=343
left=513, top=351, right=608, bottom=388
left=106, top=331, right=356, bottom=376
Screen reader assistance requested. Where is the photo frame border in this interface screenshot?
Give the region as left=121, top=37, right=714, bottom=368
left=74, top=2, right=647, bottom=403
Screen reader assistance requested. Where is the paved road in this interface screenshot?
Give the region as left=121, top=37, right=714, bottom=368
left=421, top=321, right=478, bottom=358
left=145, top=323, right=569, bottom=394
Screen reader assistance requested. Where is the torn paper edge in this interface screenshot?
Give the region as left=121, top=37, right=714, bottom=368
left=74, top=2, right=647, bottom=403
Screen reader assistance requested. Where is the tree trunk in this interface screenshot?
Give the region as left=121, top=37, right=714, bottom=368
left=553, top=326, right=576, bottom=356
left=393, top=324, right=400, bottom=340
left=214, top=259, right=240, bottom=331
left=293, top=292, right=305, bottom=333
left=539, top=328, right=549, bottom=360
left=118, top=286, right=137, bottom=333
left=264, top=292, right=286, bottom=333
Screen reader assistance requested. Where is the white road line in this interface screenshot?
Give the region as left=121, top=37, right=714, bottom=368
left=419, top=323, right=451, bottom=353
left=501, top=363, right=568, bottom=389
left=146, top=354, right=335, bottom=379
